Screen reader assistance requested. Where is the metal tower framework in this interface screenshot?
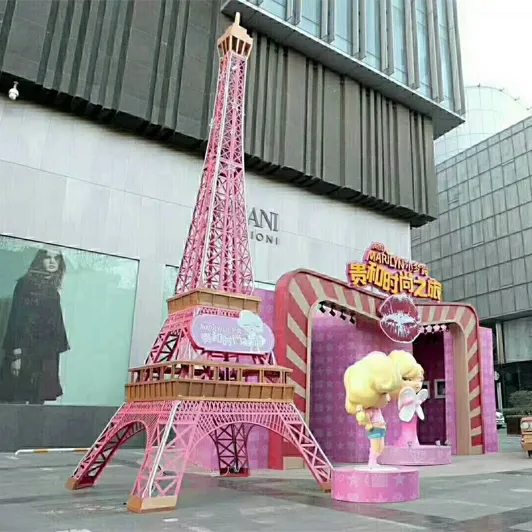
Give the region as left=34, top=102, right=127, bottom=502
left=66, top=14, right=332, bottom=513
left=174, top=15, right=253, bottom=297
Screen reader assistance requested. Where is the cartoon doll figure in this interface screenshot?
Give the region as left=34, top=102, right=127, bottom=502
left=238, top=310, right=266, bottom=352
left=344, top=352, right=402, bottom=469
left=388, top=350, right=428, bottom=448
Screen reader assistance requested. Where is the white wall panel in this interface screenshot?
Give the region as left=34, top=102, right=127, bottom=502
left=0, top=101, right=411, bottom=366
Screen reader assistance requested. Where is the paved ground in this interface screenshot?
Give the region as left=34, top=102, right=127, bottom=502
left=3, top=432, right=532, bottom=532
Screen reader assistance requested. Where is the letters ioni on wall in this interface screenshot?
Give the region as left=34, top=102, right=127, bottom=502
left=248, top=208, right=279, bottom=245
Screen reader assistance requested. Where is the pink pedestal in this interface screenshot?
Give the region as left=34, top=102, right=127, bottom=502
left=331, top=466, right=420, bottom=503
left=378, top=445, right=452, bottom=466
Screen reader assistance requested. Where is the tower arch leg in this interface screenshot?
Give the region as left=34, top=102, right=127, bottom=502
left=124, top=401, right=332, bottom=513
left=127, top=401, right=203, bottom=512
left=66, top=402, right=177, bottom=493
left=212, top=423, right=252, bottom=477
left=66, top=404, right=144, bottom=490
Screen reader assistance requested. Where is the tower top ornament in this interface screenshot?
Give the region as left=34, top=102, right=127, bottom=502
left=217, top=12, right=253, bottom=58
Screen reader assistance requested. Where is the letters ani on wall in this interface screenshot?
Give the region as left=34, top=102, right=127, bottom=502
left=248, top=208, right=279, bottom=246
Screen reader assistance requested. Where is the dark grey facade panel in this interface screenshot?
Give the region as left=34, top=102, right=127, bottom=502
left=446, top=0, right=464, bottom=114
left=358, top=0, right=367, bottom=59
left=0, top=0, right=436, bottom=225
left=431, top=0, right=444, bottom=104
left=351, top=0, right=360, bottom=58
left=405, top=0, right=416, bottom=88
left=0, top=403, right=142, bottom=452
left=412, top=115, right=532, bottom=321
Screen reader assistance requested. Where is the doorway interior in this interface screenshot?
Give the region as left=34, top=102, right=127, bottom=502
left=413, top=332, right=447, bottom=445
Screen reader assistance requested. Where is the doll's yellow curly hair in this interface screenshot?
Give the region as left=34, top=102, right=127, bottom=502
left=388, top=350, right=424, bottom=396
left=344, top=352, right=402, bottom=430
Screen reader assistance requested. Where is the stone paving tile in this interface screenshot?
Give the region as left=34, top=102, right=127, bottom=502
left=3, top=450, right=532, bottom=531
left=512, top=522, right=532, bottom=532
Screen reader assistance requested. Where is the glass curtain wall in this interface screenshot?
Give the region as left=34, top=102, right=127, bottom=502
left=256, top=0, right=457, bottom=112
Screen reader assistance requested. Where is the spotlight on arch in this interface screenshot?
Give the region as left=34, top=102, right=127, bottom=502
left=349, top=314, right=356, bottom=325
left=318, top=303, right=326, bottom=313
left=340, top=311, right=346, bottom=320
left=329, top=305, right=336, bottom=317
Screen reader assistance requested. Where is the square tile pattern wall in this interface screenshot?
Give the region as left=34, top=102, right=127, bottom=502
left=412, top=116, right=532, bottom=320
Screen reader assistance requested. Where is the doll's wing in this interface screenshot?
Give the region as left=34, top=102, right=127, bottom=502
left=398, top=388, right=416, bottom=423
left=414, top=390, right=429, bottom=420
left=398, top=387, right=416, bottom=409
left=417, top=388, right=429, bottom=404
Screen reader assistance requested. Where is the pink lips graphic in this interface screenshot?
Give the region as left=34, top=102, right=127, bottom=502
left=378, top=294, right=421, bottom=344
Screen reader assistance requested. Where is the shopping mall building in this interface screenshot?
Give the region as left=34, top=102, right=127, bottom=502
left=0, top=0, right=464, bottom=450
left=414, top=111, right=532, bottom=410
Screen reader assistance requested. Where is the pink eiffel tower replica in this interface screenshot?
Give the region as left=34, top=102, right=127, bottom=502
left=65, top=14, right=331, bottom=513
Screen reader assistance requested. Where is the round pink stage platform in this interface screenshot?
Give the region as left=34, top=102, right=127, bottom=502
left=331, top=466, right=420, bottom=504
left=378, top=445, right=452, bottom=466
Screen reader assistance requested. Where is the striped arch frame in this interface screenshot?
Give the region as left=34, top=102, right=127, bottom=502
left=273, top=269, right=485, bottom=457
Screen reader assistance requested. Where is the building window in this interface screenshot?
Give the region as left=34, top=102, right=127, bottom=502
left=260, top=0, right=288, bottom=20
left=255, top=281, right=276, bottom=291
left=365, top=0, right=381, bottom=69
left=334, top=0, right=353, bottom=54
left=438, top=0, right=454, bottom=109
left=0, top=236, right=138, bottom=407
left=392, top=0, right=407, bottom=84
left=416, top=0, right=431, bottom=97
left=502, top=317, right=532, bottom=364
left=161, top=265, right=180, bottom=323
left=300, top=0, right=322, bottom=37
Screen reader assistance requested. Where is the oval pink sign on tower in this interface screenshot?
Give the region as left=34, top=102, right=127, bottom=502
left=189, top=311, right=275, bottom=354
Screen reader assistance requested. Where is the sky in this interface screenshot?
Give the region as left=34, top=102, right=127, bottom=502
left=458, top=0, right=532, bottom=107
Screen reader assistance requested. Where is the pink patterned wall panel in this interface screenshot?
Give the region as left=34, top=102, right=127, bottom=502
left=415, top=334, right=447, bottom=445
left=443, top=331, right=458, bottom=454
left=309, top=315, right=412, bottom=464
left=480, top=327, right=499, bottom=453
left=441, top=327, right=497, bottom=455
left=246, top=288, right=275, bottom=468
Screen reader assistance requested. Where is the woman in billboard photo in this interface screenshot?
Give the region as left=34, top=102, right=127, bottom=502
left=0, top=249, right=70, bottom=404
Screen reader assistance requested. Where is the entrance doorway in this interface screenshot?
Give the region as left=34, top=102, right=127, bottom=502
left=413, top=332, right=446, bottom=445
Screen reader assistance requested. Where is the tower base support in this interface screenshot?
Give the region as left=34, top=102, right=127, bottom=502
left=66, top=400, right=332, bottom=513
left=127, top=495, right=178, bottom=513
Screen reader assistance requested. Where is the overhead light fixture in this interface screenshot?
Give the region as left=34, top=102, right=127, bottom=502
left=349, top=315, right=356, bottom=325
left=340, top=311, right=346, bottom=321
left=318, top=304, right=326, bottom=313
left=329, top=305, right=336, bottom=317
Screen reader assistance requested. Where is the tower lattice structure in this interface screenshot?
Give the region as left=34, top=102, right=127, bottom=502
left=65, top=14, right=332, bottom=513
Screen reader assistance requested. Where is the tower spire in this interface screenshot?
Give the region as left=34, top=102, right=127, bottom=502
left=174, top=12, right=254, bottom=296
